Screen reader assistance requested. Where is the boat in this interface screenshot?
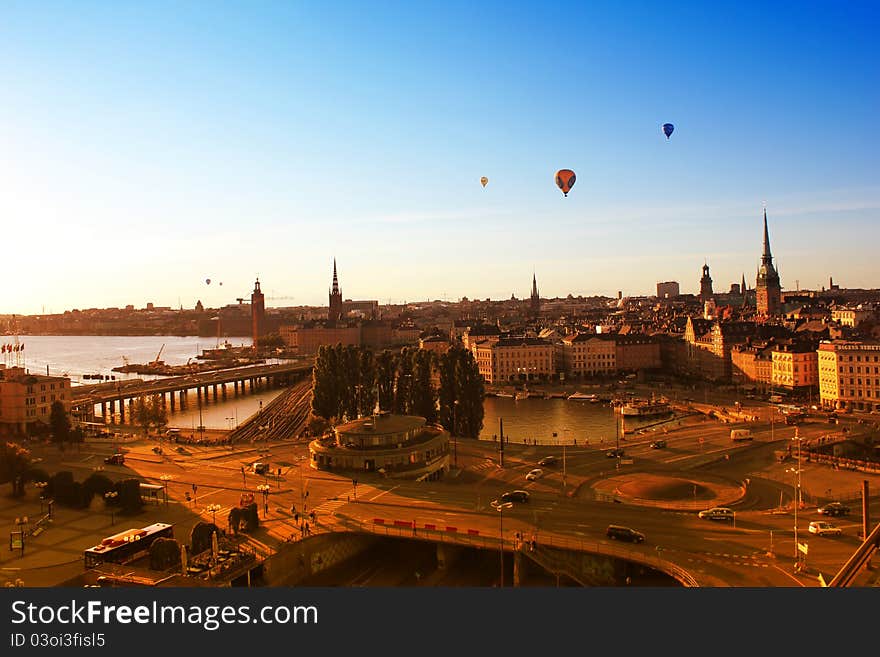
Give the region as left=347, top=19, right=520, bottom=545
left=496, top=392, right=514, bottom=398
left=567, top=392, right=599, bottom=401
left=514, top=392, right=529, bottom=401
left=620, top=398, right=671, bottom=417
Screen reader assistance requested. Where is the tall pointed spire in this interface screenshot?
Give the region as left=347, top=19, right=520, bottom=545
left=762, top=207, right=773, bottom=263
left=741, top=273, right=747, bottom=294
left=331, top=258, right=340, bottom=295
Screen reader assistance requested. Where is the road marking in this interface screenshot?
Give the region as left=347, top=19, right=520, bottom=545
left=368, top=485, right=399, bottom=501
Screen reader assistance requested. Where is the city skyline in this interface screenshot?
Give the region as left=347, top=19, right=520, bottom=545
left=2, top=1, right=878, bottom=314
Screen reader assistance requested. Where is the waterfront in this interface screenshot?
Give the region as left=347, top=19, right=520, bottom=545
left=480, top=396, right=668, bottom=445
left=11, top=335, right=253, bottom=384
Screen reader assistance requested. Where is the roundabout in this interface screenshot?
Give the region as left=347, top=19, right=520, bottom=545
left=592, top=472, right=745, bottom=510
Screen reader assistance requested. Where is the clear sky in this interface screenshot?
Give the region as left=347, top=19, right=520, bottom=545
left=1, top=1, right=877, bottom=314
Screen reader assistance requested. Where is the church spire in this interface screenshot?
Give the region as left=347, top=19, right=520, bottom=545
left=331, top=258, right=340, bottom=295
left=762, top=207, right=773, bottom=264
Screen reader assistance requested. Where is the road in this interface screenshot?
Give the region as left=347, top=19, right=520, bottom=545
left=33, top=404, right=878, bottom=587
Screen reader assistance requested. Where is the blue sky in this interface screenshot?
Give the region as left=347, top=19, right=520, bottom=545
left=1, top=1, right=877, bottom=313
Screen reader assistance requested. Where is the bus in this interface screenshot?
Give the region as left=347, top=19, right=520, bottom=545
left=83, top=522, right=173, bottom=569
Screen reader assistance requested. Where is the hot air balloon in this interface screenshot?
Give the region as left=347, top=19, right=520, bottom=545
left=480, top=176, right=489, bottom=188
left=662, top=123, right=675, bottom=140
left=205, top=278, right=211, bottom=285
left=555, top=169, right=576, bottom=197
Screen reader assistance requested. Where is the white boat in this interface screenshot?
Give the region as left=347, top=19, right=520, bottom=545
left=567, top=392, right=599, bottom=401
left=620, top=399, right=671, bottom=417
left=514, top=392, right=529, bottom=401
left=496, top=392, right=514, bottom=398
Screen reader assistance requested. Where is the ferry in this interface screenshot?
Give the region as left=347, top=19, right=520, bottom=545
left=620, top=398, right=671, bottom=417
left=567, top=392, right=599, bottom=401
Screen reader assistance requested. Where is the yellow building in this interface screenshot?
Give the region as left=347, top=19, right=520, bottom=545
left=473, top=337, right=555, bottom=384
left=770, top=344, right=818, bottom=392
left=561, top=333, right=616, bottom=378
left=0, top=365, right=72, bottom=436
left=818, top=340, right=880, bottom=412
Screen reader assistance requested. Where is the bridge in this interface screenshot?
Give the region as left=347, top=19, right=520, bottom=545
left=70, top=361, right=313, bottom=424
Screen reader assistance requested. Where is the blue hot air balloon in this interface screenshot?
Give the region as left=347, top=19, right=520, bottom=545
left=662, top=123, right=675, bottom=140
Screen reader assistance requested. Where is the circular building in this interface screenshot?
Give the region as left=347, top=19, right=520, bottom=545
left=309, top=412, right=449, bottom=481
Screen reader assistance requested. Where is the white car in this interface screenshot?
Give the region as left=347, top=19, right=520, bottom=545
left=525, top=468, right=543, bottom=481
left=698, top=507, right=735, bottom=521
left=808, top=521, right=842, bottom=536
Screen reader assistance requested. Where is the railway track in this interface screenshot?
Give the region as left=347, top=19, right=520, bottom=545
left=229, top=380, right=314, bottom=443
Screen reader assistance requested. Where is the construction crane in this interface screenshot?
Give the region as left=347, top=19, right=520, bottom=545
left=151, top=344, right=165, bottom=366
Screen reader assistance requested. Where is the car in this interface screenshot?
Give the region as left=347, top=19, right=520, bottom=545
left=500, top=490, right=530, bottom=503
left=538, top=456, right=558, bottom=467
left=650, top=439, right=667, bottom=449
left=606, top=448, right=625, bottom=458
left=606, top=525, right=645, bottom=543
left=252, top=462, right=270, bottom=475
left=808, top=521, right=842, bottom=536
left=525, top=468, right=543, bottom=481
left=103, top=453, right=125, bottom=465
left=818, top=502, right=850, bottom=517
left=698, top=506, right=735, bottom=521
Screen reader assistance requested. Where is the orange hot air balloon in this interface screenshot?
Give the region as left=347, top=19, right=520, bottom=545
left=555, top=169, right=576, bottom=197
left=480, top=176, right=489, bottom=188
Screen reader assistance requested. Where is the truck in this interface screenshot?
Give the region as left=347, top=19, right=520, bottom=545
left=730, top=429, right=752, bottom=441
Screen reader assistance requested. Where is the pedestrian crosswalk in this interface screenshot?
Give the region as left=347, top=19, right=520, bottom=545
left=472, top=459, right=498, bottom=472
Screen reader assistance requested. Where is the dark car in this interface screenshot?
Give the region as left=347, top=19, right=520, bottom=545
left=606, top=448, right=625, bottom=458
left=649, top=440, right=667, bottom=449
left=500, top=490, right=530, bottom=504
left=538, top=456, right=558, bottom=467
left=818, top=502, right=850, bottom=517
left=606, top=525, right=645, bottom=543
left=104, top=453, right=125, bottom=465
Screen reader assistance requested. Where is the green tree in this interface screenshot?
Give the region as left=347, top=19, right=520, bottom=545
left=0, top=441, right=32, bottom=497
left=257, top=332, right=285, bottom=349
left=49, top=401, right=71, bottom=448
left=149, top=537, right=182, bottom=570
left=114, top=478, right=143, bottom=515
left=357, top=348, right=377, bottom=417
left=393, top=348, right=414, bottom=415
left=311, top=345, right=338, bottom=420
left=375, top=350, right=396, bottom=411
left=411, top=349, right=437, bottom=422
left=83, top=473, right=114, bottom=502
left=131, top=395, right=168, bottom=437
left=190, top=522, right=220, bottom=554
left=438, top=348, right=485, bottom=439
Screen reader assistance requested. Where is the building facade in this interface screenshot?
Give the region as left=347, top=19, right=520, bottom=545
left=818, top=340, right=880, bottom=412
left=561, top=333, right=616, bottom=379
left=0, top=365, right=71, bottom=435
left=473, top=337, right=555, bottom=384
left=656, top=281, right=680, bottom=299
left=770, top=343, right=818, bottom=393
left=309, top=413, right=449, bottom=481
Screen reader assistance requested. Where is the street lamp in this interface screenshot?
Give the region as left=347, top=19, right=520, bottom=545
left=206, top=503, right=221, bottom=527
left=104, top=491, right=118, bottom=525
left=257, top=484, right=270, bottom=518
left=452, top=400, right=460, bottom=469
left=490, top=499, right=513, bottom=587
left=786, top=427, right=804, bottom=570
left=34, top=481, right=48, bottom=514
left=159, top=474, right=172, bottom=505
left=562, top=427, right=569, bottom=493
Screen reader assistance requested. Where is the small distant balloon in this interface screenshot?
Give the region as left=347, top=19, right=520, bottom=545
left=205, top=278, right=211, bottom=285
left=555, top=169, right=576, bottom=197
left=662, top=123, right=675, bottom=140
left=480, top=176, right=489, bottom=188
left=219, top=282, right=223, bottom=286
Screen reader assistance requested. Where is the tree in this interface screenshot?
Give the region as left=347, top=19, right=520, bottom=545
left=114, top=478, right=143, bottom=515
left=49, top=401, right=71, bottom=448
left=131, top=395, right=168, bottom=437
left=149, top=537, right=182, bottom=571
left=257, top=332, right=285, bottom=349
left=190, top=522, right=220, bottom=555
left=411, top=349, right=437, bottom=422
left=0, top=441, right=32, bottom=497
left=227, top=507, right=243, bottom=534
left=438, top=348, right=485, bottom=439
left=311, top=345, right=339, bottom=420
left=375, top=350, right=396, bottom=411
left=82, top=473, right=114, bottom=502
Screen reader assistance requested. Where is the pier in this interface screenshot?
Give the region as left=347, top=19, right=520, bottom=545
left=70, top=361, right=313, bottom=425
